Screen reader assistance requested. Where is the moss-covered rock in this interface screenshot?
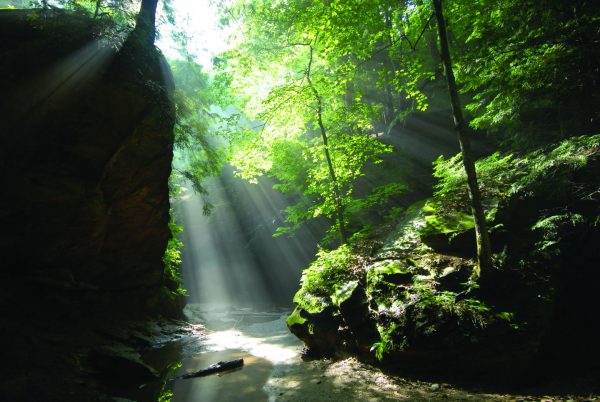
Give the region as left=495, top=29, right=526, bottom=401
left=288, top=305, right=344, bottom=357
left=289, top=134, right=600, bottom=381
left=419, top=200, right=476, bottom=255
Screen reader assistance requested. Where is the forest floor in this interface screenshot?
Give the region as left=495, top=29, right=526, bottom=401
left=161, top=304, right=598, bottom=402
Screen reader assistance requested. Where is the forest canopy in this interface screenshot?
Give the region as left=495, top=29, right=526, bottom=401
left=203, top=0, right=599, bottom=270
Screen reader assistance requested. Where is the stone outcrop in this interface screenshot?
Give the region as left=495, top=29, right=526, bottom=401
left=0, top=9, right=184, bottom=400
left=288, top=135, right=600, bottom=383
left=0, top=10, right=180, bottom=320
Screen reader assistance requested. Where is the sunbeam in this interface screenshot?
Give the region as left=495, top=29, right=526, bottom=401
left=174, top=167, right=320, bottom=310
left=13, top=38, right=115, bottom=123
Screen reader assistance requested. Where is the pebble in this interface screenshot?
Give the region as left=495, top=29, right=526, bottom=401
left=430, top=383, right=441, bottom=392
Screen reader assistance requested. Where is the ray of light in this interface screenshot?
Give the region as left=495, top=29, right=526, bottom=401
left=174, top=167, right=321, bottom=310
left=17, top=39, right=115, bottom=122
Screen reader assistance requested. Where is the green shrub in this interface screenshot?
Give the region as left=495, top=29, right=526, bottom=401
left=372, top=322, right=404, bottom=361
left=163, top=210, right=186, bottom=296
left=293, top=245, right=358, bottom=313
left=532, top=212, right=585, bottom=255
left=426, top=134, right=599, bottom=234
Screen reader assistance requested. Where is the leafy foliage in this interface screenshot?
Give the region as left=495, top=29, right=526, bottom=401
left=293, top=245, right=359, bottom=314
left=163, top=209, right=186, bottom=296
left=211, top=0, right=600, bottom=247
left=449, top=0, right=600, bottom=145
left=372, top=322, right=403, bottom=361
left=30, top=0, right=139, bottom=27
left=433, top=135, right=600, bottom=212
left=170, top=58, right=226, bottom=214
left=426, top=134, right=600, bottom=236
left=532, top=212, right=585, bottom=254
left=215, top=0, right=432, bottom=241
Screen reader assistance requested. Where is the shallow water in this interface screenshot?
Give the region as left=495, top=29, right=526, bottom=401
left=169, top=350, right=273, bottom=402
left=128, top=303, right=588, bottom=402
left=143, top=304, right=302, bottom=402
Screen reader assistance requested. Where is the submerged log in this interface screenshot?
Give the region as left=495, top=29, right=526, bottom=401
left=180, top=359, right=244, bottom=379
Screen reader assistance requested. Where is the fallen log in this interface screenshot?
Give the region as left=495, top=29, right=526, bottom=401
left=180, top=358, right=244, bottom=379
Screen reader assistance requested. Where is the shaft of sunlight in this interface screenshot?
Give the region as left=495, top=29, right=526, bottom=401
left=174, top=168, right=319, bottom=310
left=19, top=40, right=114, bottom=121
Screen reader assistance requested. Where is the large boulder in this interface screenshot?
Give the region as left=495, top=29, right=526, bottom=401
left=0, top=10, right=183, bottom=399
left=0, top=9, right=180, bottom=318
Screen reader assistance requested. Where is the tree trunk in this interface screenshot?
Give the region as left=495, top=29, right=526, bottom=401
left=307, top=46, right=349, bottom=244
left=415, top=0, right=443, bottom=80
left=425, top=30, right=443, bottom=80
left=383, top=12, right=398, bottom=130
left=133, top=0, right=159, bottom=47
left=94, top=0, right=102, bottom=18
left=314, top=93, right=349, bottom=244
left=432, top=0, right=493, bottom=281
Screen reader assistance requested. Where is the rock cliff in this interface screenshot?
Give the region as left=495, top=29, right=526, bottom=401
left=0, top=10, right=180, bottom=323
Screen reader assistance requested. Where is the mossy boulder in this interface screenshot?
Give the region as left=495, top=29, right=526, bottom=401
left=419, top=200, right=477, bottom=256
left=287, top=306, right=344, bottom=357
left=338, top=284, right=379, bottom=354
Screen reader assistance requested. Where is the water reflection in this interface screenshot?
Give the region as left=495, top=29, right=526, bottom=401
left=168, top=350, right=273, bottom=402
left=128, top=305, right=302, bottom=402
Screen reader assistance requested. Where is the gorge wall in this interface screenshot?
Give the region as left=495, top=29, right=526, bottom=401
left=0, top=10, right=181, bottom=322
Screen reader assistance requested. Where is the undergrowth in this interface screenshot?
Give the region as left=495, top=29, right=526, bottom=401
left=290, top=134, right=599, bottom=365
left=293, top=245, right=359, bottom=314
left=424, top=134, right=599, bottom=240
left=163, top=209, right=186, bottom=296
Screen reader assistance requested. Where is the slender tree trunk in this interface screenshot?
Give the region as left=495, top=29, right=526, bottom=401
left=307, top=46, right=349, bottom=244
left=94, top=0, right=102, bottom=18
left=314, top=94, right=349, bottom=244
left=433, top=0, right=493, bottom=281
left=383, top=12, right=398, bottom=131
left=134, top=0, right=159, bottom=47
left=425, top=30, right=443, bottom=80
left=384, top=43, right=398, bottom=132
left=416, top=0, right=443, bottom=80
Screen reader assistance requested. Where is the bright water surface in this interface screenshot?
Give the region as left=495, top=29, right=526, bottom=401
left=153, top=304, right=303, bottom=402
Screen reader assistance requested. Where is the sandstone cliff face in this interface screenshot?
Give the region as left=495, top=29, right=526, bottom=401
left=0, top=10, right=180, bottom=318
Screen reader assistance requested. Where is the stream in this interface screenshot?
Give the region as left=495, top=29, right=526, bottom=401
left=113, top=303, right=587, bottom=402
left=166, top=304, right=302, bottom=402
